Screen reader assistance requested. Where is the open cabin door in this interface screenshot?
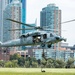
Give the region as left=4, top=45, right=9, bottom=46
left=33, top=35, right=41, bottom=43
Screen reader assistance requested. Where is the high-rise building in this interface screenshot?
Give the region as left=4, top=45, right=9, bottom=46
left=0, top=0, right=10, bottom=42
left=40, top=4, right=61, bottom=50
left=2, top=0, right=10, bottom=10
left=9, top=0, right=26, bottom=34
left=0, top=0, right=26, bottom=38
left=21, top=0, right=26, bottom=34
left=9, top=0, right=12, bottom=3
left=3, top=0, right=22, bottom=50
left=6, top=0, right=26, bottom=50
left=0, top=0, right=3, bottom=42
left=21, top=0, right=26, bottom=50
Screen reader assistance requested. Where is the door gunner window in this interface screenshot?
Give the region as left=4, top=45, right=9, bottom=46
left=33, top=35, right=41, bottom=43
left=50, top=33, right=53, bottom=37
left=43, top=34, right=47, bottom=39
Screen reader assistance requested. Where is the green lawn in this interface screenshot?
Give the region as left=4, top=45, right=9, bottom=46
left=0, top=72, right=75, bottom=75
left=0, top=68, right=75, bottom=75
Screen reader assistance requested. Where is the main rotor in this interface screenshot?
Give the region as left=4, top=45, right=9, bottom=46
left=6, top=18, right=75, bottom=31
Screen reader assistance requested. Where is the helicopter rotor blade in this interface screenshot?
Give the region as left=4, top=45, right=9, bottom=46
left=61, top=19, right=75, bottom=24
left=8, top=28, right=35, bottom=31
left=6, top=19, right=44, bottom=30
left=6, top=19, right=35, bottom=27
left=6, top=18, right=75, bottom=31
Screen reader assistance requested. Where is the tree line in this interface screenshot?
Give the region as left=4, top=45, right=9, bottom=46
left=0, top=53, right=75, bottom=68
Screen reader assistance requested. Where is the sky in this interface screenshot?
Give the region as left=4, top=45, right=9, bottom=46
left=26, top=0, right=75, bottom=46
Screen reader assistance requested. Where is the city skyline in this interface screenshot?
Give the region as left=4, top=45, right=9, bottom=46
left=26, top=0, right=75, bottom=46
left=0, top=0, right=75, bottom=46
left=0, top=0, right=75, bottom=61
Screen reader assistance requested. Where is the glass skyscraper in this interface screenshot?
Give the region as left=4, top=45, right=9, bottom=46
left=3, top=0, right=21, bottom=42
left=40, top=4, right=61, bottom=50
left=0, top=0, right=10, bottom=42
left=0, top=0, right=3, bottom=41
left=21, top=0, right=26, bottom=34
left=3, top=0, right=22, bottom=51
left=0, top=0, right=26, bottom=50
left=9, top=0, right=26, bottom=34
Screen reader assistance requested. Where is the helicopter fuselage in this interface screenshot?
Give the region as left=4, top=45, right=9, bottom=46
left=0, top=31, right=66, bottom=47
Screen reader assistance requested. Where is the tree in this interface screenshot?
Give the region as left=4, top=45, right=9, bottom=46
left=37, top=59, right=41, bottom=67
left=41, top=58, right=47, bottom=68
left=11, top=60, right=19, bottom=67
left=5, top=61, right=13, bottom=67
left=5, top=60, right=19, bottom=67
left=18, top=57, right=25, bottom=67
left=32, top=62, right=38, bottom=68
left=55, top=59, right=65, bottom=68
left=25, top=61, right=30, bottom=68
left=38, top=59, right=41, bottom=64
left=66, top=58, right=74, bottom=68
left=10, top=53, right=21, bottom=60
left=0, top=60, right=5, bottom=67
left=46, top=58, right=55, bottom=68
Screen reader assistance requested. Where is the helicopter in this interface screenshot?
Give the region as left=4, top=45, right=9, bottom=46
left=0, top=18, right=75, bottom=48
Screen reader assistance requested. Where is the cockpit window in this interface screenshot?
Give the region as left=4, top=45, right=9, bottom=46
left=43, top=34, right=47, bottom=39
left=50, top=33, right=53, bottom=37
left=20, top=35, right=26, bottom=38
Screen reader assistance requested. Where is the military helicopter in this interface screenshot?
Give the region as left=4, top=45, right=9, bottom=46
left=0, top=19, right=75, bottom=48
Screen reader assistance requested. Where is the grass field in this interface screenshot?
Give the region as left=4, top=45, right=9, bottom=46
left=0, top=68, right=75, bottom=75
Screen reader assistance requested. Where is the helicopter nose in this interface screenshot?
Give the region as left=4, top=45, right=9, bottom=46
left=55, top=36, right=60, bottom=40
left=55, top=36, right=66, bottom=42
left=60, top=37, right=66, bottom=42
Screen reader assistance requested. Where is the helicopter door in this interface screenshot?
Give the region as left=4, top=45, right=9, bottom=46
left=33, top=35, right=41, bottom=43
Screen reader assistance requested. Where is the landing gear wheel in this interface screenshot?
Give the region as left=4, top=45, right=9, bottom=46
left=47, top=44, right=51, bottom=48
